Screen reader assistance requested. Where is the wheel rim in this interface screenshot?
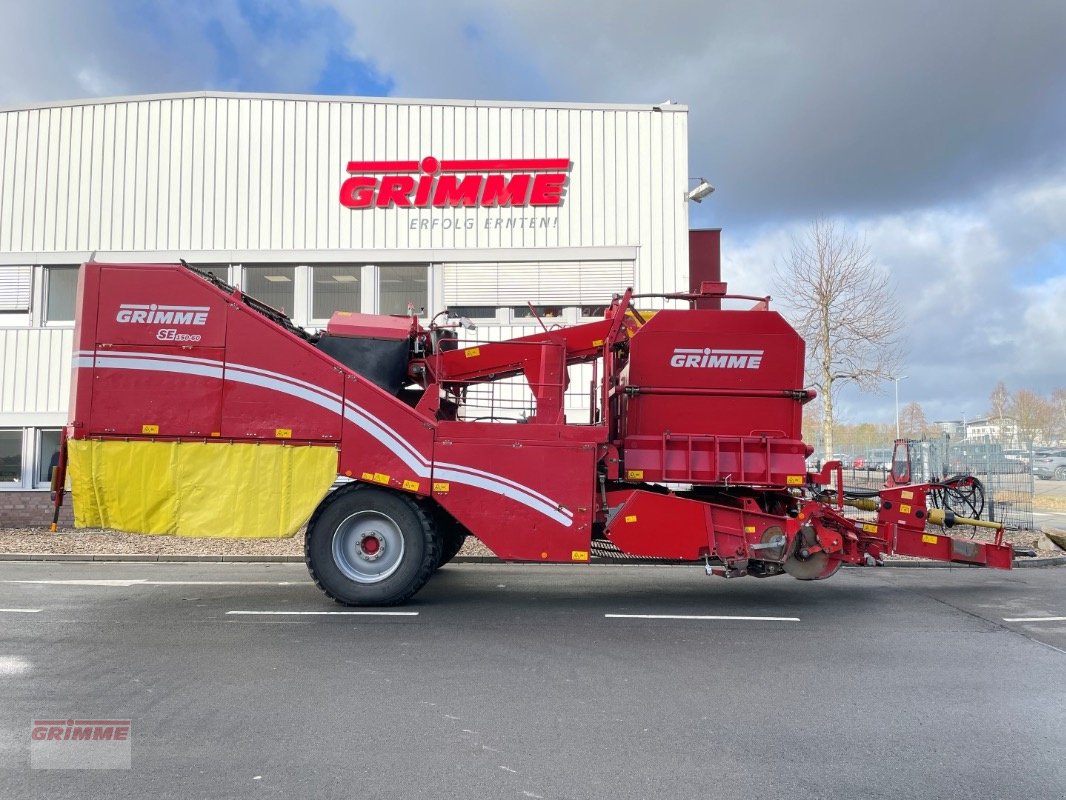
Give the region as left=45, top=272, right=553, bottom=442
left=331, top=510, right=406, bottom=584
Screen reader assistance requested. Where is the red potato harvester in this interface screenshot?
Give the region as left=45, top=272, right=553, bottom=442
left=52, top=262, right=1013, bottom=605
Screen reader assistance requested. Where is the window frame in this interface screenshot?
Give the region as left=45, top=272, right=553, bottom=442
left=43, top=265, right=79, bottom=326
left=34, top=428, right=63, bottom=490
left=0, top=428, right=26, bottom=489
left=240, top=264, right=298, bottom=317
left=308, top=264, right=370, bottom=326
left=377, top=264, right=431, bottom=318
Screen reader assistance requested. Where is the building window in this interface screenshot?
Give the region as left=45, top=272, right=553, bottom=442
left=0, top=430, right=22, bottom=485
left=512, top=304, right=564, bottom=321
left=36, top=429, right=62, bottom=487
left=243, top=266, right=296, bottom=315
left=446, top=306, right=498, bottom=321
left=194, top=265, right=230, bottom=284
left=379, top=266, right=429, bottom=317
left=45, top=266, right=78, bottom=323
left=312, top=266, right=363, bottom=320
left=0, top=265, right=33, bottom=324
left=580, top=304, right=609, bottom=319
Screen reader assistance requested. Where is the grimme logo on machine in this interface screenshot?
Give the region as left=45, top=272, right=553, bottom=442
left=116, top=303, right=209, bottom=343
left=116, top=303, right=209, bottom=325
left=339, top=156, right=570, bottom=209
left=670, top=348, right=765, bottom=369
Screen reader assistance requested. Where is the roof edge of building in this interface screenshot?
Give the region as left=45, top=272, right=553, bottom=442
left=0, top=90, right=688, bottom=115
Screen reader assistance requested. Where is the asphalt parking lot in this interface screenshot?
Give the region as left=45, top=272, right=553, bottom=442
left=1, top=560, right=1065, bottom=800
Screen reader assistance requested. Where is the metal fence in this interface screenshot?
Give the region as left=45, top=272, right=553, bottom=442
left=819, top=435, right=1035, bottom=532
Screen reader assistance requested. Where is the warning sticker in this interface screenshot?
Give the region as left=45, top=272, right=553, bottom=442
left=571, top=550, right=590, bottom=562
left=786, top=475, right=803, bottom=485
left=626, top=469, right=644, bottom=480
left=275, top=428, right=292, bottom=439
left=922, top=534, right=938, bottom=545
left=900, top=504, right=912, bottom=514
left=465, top=347, right=481, bottom=358
left=402, top=479, right=420, bottom=492
left=432, top=482, right=450, bottom=493
left=624, top=515, right=638, bottom=523
left=141, top=424, right=159, bottom=435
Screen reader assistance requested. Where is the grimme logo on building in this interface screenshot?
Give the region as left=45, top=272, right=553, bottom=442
left=339, top=156, right=570, bottom=209
left=670, top=348, right=765, bottom=369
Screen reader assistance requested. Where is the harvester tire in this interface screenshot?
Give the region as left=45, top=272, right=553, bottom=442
left=435, top=516, right=468, bottom=569
left=305, top=486, right=441, bottom=606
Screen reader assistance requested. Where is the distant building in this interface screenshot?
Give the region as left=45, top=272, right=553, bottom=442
left=932, top=419, right=964, bottom=439
left=931, top=417, right=1019, bottom=447
left=963, top=417, right=1019, bottom=447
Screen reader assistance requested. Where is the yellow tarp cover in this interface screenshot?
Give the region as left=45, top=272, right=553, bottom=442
left=68, top=439, right=338, bottom=538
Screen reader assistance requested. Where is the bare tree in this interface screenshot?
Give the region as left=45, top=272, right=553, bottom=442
left=773, top=219, right=902, bottom=459
left=1010, top=389, right=1054, bottom=449
left=899, top=400, right=929, bottom=438
left=988, top=381, right=1010, bottom=443
left=1052, top=387, right=1066, bottom=444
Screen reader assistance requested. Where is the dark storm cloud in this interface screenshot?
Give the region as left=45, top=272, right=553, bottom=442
left=332, top=0, right=1066, bottom=225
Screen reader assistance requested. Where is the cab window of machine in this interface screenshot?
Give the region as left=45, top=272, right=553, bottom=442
left=379, top=266, right=429, bottom=317
left=312, top=266, right=363, bottom=319
left=243, top=266, right=296, bottom=315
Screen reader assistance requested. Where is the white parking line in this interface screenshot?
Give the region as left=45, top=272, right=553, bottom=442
left=3, top=580, right=302, bottom=587
left=605, top=614, right=800, bottom=621
left=4, top=579, right=147, bottom=587
left=1003, top=616, right=1066, bottom=623
left=146, top=581, right=305, bottom=586
left=0, top=608, right=42, bottom=613
left=226, top=610, right=418, bottom=617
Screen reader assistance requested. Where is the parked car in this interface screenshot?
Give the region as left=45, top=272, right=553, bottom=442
left=1032, top=449, right=1066, bottom=481
left=1003, top=449, right=1031, bottom=467
left=947, top=443, right=1028, bottom=475
left=854, top=449, right=893, bottom=470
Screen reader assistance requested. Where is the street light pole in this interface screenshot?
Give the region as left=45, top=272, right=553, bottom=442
left=894, top=375, right=908, bottom=439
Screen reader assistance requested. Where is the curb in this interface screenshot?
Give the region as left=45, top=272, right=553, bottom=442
left=879, top=556, right=1066, bottom=569
left=0, top=553, right=1063, bottom=567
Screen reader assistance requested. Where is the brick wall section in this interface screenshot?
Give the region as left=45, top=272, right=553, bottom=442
left=0, top=492, right=75, bottom=528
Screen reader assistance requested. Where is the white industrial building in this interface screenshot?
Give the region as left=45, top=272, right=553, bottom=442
left=0, top=90, right=695, bottom=502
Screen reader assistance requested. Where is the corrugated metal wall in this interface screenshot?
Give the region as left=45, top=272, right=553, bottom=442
left=0, top=94, right=689, bottom=289
left=0, top=328, right=73, bottom=416
left=0, top=92, right=691, bottom=471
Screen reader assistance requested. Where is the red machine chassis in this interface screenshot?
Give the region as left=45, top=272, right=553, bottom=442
left=61, top=263, right=1013, bottom=583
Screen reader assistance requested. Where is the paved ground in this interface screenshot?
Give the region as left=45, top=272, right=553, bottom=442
left=1, top=561, right=1064, bottom=800
left=1034, top=508, right=1066, bottom=530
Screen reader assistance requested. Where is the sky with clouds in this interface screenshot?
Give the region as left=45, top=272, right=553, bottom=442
left=2, top=0, right=1064, bottom=425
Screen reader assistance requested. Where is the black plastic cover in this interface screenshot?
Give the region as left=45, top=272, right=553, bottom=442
left=315, top=334, right=410, bottom=394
